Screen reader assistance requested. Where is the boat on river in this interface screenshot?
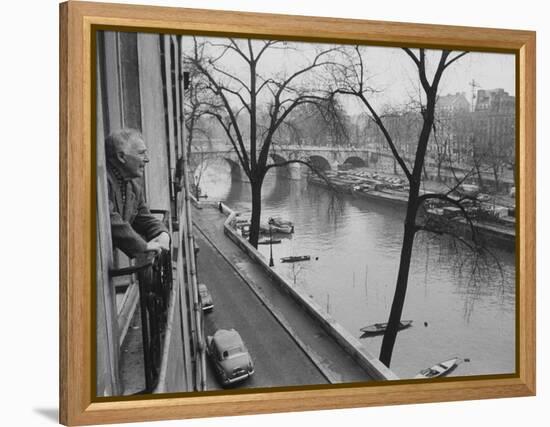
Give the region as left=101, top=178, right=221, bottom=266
left=269, top=216, right=294, bottom=227
left=280, top=255, right=310, bottom=263
left=270, top=224, right=294, bottom=234
left=360, top=320, right=413, bottom=336
left=259, top=221, right=294, bottom=235
left=414, top=357, right=462, bottom=379
left=258, top=238, right=282, bottom=245
left=268, top=216, right=295, bottom=234
left=309, top=174, right=515, bottom=250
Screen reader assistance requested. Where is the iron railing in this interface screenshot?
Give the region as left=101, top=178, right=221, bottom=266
left=110, top=249, right=173, bottom=393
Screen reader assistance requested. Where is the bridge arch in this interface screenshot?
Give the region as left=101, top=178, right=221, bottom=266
left=343, top=156, right=366, bottom=168
left=270, top=153, right=288, bottom=167
left=192, top=157, right=248, bottom=184
left=308, top=155, right=331, bottom=171
left=224, top=158, right=247, bottom=182
left=267, top=153, right=290, bottom=178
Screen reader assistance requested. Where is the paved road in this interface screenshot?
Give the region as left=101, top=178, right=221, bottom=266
left=195, top=226, right=328, bottom=390
left=193, top=204, right=376, bottom=391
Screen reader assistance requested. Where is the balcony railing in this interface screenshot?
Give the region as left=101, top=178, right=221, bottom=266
left=110, top=249, right=173, bottom=393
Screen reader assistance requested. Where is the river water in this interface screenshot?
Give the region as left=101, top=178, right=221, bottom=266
left=199, top=160, right=516, bottom=379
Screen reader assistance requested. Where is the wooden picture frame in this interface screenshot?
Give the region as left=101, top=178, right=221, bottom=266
left=59, top=1, right=536, bottom=425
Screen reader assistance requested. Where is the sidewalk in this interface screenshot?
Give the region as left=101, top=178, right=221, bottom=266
left=192, top=204, right=374, bottom=384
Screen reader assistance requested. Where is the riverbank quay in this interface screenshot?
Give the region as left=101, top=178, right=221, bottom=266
left=191, top=202, right=398, bottom=384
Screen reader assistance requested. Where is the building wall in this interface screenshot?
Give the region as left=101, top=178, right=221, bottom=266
left=138, top=34, right=172, bottom=211
left=475, top=88, right=515, bottom=114
left=95, top=32, right=121, bottom=397
left=95, top=30, right=191, bottom=396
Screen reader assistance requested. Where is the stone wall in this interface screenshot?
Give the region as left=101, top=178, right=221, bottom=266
left=218, top=203, right=398, bottom=381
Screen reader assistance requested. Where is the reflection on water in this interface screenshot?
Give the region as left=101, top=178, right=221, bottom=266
left=199, top=160, right=516, bottom=379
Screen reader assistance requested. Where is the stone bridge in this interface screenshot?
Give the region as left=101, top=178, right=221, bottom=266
left=189, top=142, right=394, bottom=180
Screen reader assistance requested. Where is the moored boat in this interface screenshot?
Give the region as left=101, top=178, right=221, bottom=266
left=259, top=221, right=294, bottom=234
left=270, top=224, right=294, bottom=234
left=258, top=238, right=282, bottom=245
left=360, top=320, right=413, bottom=336
left=280, top=255, right=310, bottom=263
left=414, top=357, right=462, bottom=379
left=268, top=216, right=295, bottom=233
left=269, top=216, right=294, bottom=228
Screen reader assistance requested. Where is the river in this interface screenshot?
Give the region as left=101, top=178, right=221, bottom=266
left=198, top=160, right=516, bottom=379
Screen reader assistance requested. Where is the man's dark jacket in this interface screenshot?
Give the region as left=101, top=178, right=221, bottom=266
left=107, top=169, right=168, bottom=257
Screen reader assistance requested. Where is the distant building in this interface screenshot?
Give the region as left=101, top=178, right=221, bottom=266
left=475, top=88, right=515, bottom=114
left=351, top=88, right=515, bottom=189
left=473, top=89, right=516, bottom=171
left=437, top=92, right=470, bottom=114
left=429, top=93, right=470, bottom=164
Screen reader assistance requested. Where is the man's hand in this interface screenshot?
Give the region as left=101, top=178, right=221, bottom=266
left=155, top=232, right=170, bottom=250
left=147, top=232, right=170, bottom=253
left=145, top=240, right=163, bottom=254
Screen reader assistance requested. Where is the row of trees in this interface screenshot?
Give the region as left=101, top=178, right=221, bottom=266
left=185, top=42, right=514, bottom=195
left=181, top=37, right=502, bottom=367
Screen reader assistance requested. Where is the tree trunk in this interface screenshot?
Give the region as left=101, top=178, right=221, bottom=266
left=380, top=90, right=435, bottom=368
left=474, top=162, right=484, bottom=191
left=492, top=165, right=500, bottom=193
left=248, top=179, right=263, bottom=248
left=379, top=197, right=417, bottom=367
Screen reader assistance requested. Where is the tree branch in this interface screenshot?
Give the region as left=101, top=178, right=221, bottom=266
left=228, top=38, right=252, bottom=63
left=256, top=40, right=280, bottom=61
left=273, top=48, right=341, bottom=103
left=208, top=112, right=251, bottom=177
left=403, top=48, right=431, bottom=93
left=416, top=193, right=479, bottom=245
left=357, top=92, right=412, bottom=181
left=402, top=47, right=420, bottom=67
left=210, top=63, right=251, bottom=93
left=444, top=51, right=469, bottom=71
left=415, top=224, right=478, bottom=252
left=432, top=50, right=451, bottom=88
left=219, top=85, right=251, bottom=113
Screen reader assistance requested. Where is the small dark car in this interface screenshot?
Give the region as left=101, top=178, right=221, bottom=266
left=206, top=329, right=254, bottom=387
left=198, top=283, right=214, bottom=311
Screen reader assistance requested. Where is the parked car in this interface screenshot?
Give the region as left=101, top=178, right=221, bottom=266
left=198, top=283, right=213, bottom=312
left=206, top=329, right=254, bottom=387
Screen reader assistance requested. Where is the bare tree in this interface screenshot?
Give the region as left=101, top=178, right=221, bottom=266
left=475, top=139, right=510, bottom=194
left=430, top=114, right=454, bottom=182
left=276, top=100, right=350, bottom=147
left=184, top=64, right=214, bottom=158
left=175, top=54, right=216, bottom=197
left=331, top=45, right=489, bottom=367
left=187, top=37, right=341, bottom=247
left=453, top=109, right=515, bottom=194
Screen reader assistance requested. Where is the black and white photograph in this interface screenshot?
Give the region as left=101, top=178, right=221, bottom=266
left=95, top=30, right=516, bottom=397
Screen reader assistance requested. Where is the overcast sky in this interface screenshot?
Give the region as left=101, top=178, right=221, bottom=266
left=183, top=36, right=515, bottom=115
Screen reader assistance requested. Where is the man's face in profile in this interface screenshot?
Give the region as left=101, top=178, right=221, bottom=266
left=121, top=136, right=149, bottom=178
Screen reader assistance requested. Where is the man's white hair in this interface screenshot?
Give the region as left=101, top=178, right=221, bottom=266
left=105, top=128, right=143, bottom=160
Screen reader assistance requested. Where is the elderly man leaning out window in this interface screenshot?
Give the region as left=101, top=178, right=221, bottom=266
left=105, top=129, right=170, bottom=257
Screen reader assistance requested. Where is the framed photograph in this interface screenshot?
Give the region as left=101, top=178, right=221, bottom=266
left=59, top=1, right=535, bottom=425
